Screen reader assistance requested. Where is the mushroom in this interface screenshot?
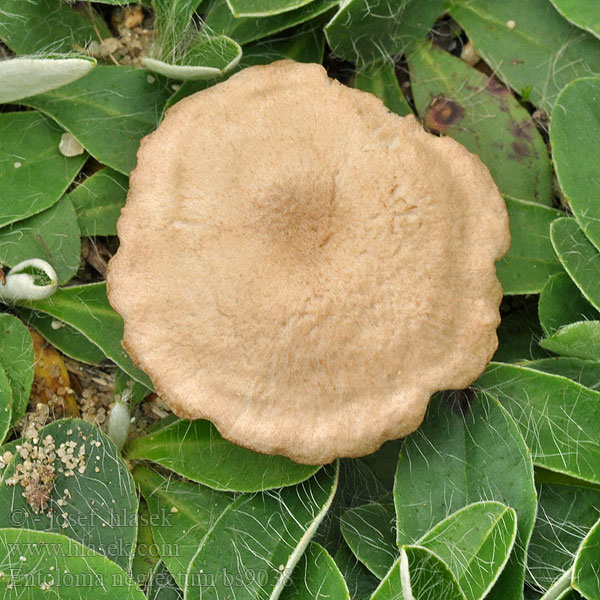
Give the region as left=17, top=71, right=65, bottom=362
left=107, top=60, right=510, bottom=465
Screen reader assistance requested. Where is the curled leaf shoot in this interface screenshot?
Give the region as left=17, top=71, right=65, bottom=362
left=108, top=388, right=132, bottom=451
left=0, top=259, right=58, bottom=302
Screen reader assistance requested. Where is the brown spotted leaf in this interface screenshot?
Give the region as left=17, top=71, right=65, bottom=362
left=409, top=42, right=552, bottom=206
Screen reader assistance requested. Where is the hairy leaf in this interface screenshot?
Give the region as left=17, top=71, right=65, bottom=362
left=355, top=60, right=412, bottom=116
left=185, top=463, right=338, bottom=599
left=134, top=465, right=233, bottom=587
left=20, top=66, right=172, bottom=175
left=0, top=419, right=138, bottom=571
left=394, top=391, right=536, bottom=600
left=573, top=517, right=600, bottom=599
left=496, top=198, right=563, bottom=294
left=416, top=501, right=517, bottom=600
left=539, top=272, right=599, bottom=336
left=0, top=314, right=34, bottom=425
left=552, top=77, right=600, bottom=251
left=0, top=527, right=144, bottom=598
left=341, top=502, right=397, bottom=578
left=67, top=168, right=129, bottom=236
left=449, top=0, right=600, bottom=110
left=0, top=111, right=86, bottom=229
left=0, top=196, right=81, bottom=285
left=477, top=363, right=600, bottom=484
left=126, top=418, right=320, bottom=492
left=541, top=321, right=600, bottom=361
left=205, top=0, right=337, bottom=45
left=0, top=366, right=12, bottom=444
left=325, top=0, right=447, bottom=64
left=0, top=0, right=109, bottom=54
left=372, top=546, right=466, bottom=600
left=528, top=483, right=600, bottom=592
left=551, top=218, right=600, bottom=311
left=20, top=282, right=152, bottom=387
left=280, top=542, right=350, bottom=600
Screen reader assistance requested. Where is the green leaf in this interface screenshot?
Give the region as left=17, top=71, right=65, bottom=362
left=67, top=168, right=129, bottom=236
left=552, top=77, right=600, bottom=252
left=448, top=0, right=600, bottom=111
left=226, top=0, right=317, bottom=17
left=0, top=111, right=87, bottom=229
left=21, top=282, right=153, bottom=388
left=165, top=25, right=327, bottom=107
left=143, top=35, right=242, bottom=81
left=494, top=299, right=551, bottom=362
left=13, top=306, right=106, bottom=365
left=205, top=0, right=337, bottom=45
left=133, top=465, right=233, bottom=587
left=131, top=500, right=160, bottom=588
left=0, top=419, right=138, bottom=571
left=409, top=43, right=552, bottom=206
left=0, top=0, right=109, bottom=54
left=185, top=463, right=338, bottom=600
left=340, top=503, right=397, bottom=578
left=394, top=391, right=537, bottom=600
left=148, top=561, right=184, bottom=600
left=0, top=527, right=145, bottom=598
left=539, top=273, right=600, bottom=336
left=0, top=196, right=81, bottom=285
left=149, top=562, right=184, bottom=599
left=355, top=60, right=412, bottom=116
left=528, top=483, right=600, bottom=592
left=541, top=321, right=600, bottom=361
left=522, top=357, right=600, bottom=392
left=549, top=0, right=600, bottom=39
left=0, top=366, right=12, bottom=444
left=325, top=0, right=447, bottom=64
left=280, top=542, right=350, bottom=600
left=496, top=198, right=563, bottom=294
left=477, top=362, right=600, bottom=484
left=372, top=546, right=466, bottom=600
left=535, top=466, right=600, bottom=491
left=20, top=66, right=173, bottom=175
left=551, top=218, right=600, bottom=312
left=573, top=517, right=600, bottom=599
left=417, top=501, right=517, bottom=600
left=0, top=314, right=34, bottom=425
left=333, top=542, right=380, bottom=600
left=126, top=418, right=320, bottom=492
left=0, top=56, right=96, bottom=104
left=242, top=24, right=326, bottom=64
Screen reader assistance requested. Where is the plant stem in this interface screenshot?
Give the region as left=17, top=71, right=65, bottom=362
left=539, top=568, right=573, bottom=600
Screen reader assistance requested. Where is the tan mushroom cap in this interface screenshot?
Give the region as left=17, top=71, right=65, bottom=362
left=107, top=60, right=510, bottom=465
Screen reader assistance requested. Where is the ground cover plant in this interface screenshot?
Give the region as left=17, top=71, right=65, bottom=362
left=0, top=0, right=599, bottom=599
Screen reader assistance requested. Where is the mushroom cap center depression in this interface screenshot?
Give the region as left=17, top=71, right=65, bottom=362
left=249, top=168, right=337, bottom=260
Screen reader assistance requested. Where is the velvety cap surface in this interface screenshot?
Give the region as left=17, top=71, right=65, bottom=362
left=107, top=60, right=510, bottom=464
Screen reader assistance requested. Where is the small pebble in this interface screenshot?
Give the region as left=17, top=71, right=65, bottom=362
left=460, top=41, right=480, bottom=67
left=59, top=133, right=84, bottom=157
